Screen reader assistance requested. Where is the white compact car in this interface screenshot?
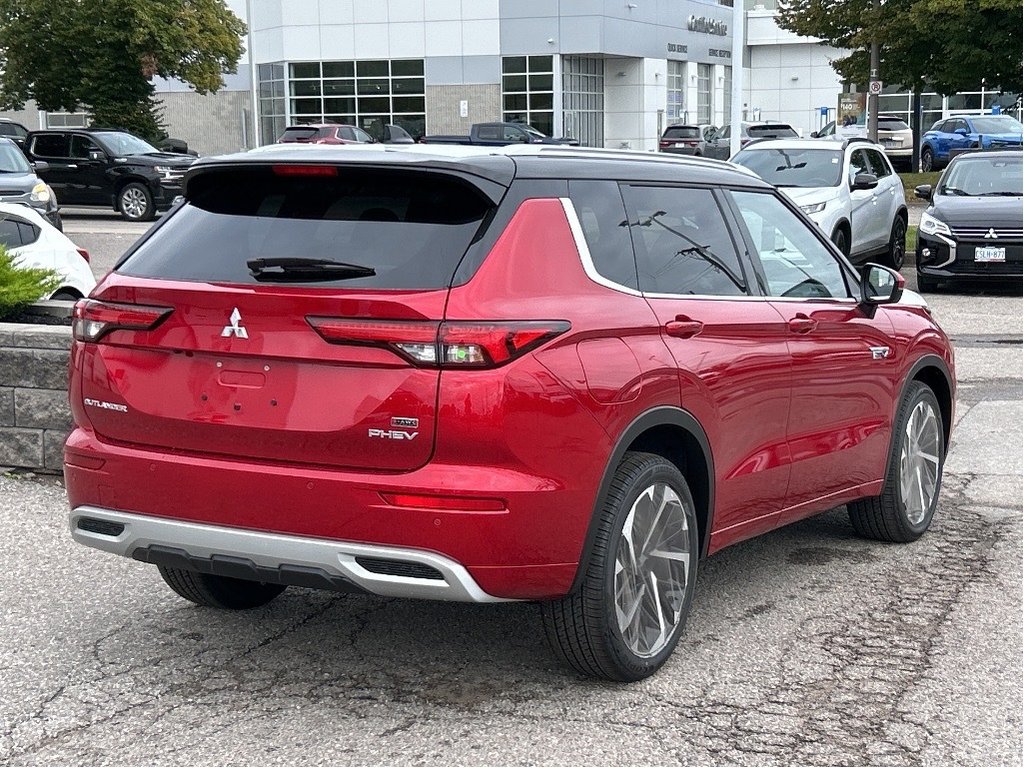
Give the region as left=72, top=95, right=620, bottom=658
left=731, top=138, right=908, bottom=269
left=0, top=202, right=96, bottom=299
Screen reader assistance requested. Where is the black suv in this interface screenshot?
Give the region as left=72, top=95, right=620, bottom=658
left=25, top=128, right=196, bottom=221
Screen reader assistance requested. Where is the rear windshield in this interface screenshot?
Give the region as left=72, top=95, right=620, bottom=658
left=664, top=126, right=701, bottom=139
left=748, top=124, right=799, bottom=138
left=278, top=127, right=320, bottom=142
left=878, top=117, right=910, bottom=131
left=118, top=166, right=495, bottom=289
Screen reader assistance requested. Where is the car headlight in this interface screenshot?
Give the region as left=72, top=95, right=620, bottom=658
left=153, top=165, right=176, bottom=180
left=919, top=211, right=951, bottom=237
left=799, top=202, right=827, bottom=214
left=30, top=181, right=50, bottom=203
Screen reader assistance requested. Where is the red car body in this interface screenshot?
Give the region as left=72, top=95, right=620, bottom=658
left=65, top=147, right=955, bottom=678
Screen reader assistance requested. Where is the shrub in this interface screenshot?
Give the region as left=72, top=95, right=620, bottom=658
left=0, top=243, right=62, bottom=320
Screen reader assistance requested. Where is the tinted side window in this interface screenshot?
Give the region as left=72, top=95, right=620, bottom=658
left=336, top=126, right=355, bottom=141
left=17, top=221, right=40, bottom=245
left=31, top=134, right=69, bottom=158
left=730, top=191, right=850, bottom=300
left=0, top=217, right=25, bottom=247
left=71, top=135, right=101, bottom=159
left=621, top=185, right=747, bottom=296
left=849, top=149, right=871, bottom=182
left=477, top=125, right=501, bottom=140
left=568, top=180, right=637, bottom=290
left=865, top=149, right=890, bottom=177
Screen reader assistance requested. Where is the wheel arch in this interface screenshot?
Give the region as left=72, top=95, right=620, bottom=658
left=569, top=406, right=715, bottom=593
left=905, top=354, right=954, bottom=449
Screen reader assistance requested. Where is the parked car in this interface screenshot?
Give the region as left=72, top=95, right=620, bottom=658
left=277, top=123, right=376, bottom=144
left=732, top=138, right=908, bottom=267
left=419, top=122, right=579, bottom=146
left=913, top=150, right=1022, bottom=290
left=0, top=202, right=95, bottom=300
left=704, top=121, right=799, bottom=159
left=920, top=114, right=1023, bottom=171
left=812, top=115, right=913, bottom=169
left=65, top=145, right=953, bottom=682
left=0, top=137, right=62, bottom=230
left=25, top=128, right=196, bottom=222
left=0, top=118, right=30, bottom=150
left=658, top=124, right=709, bottom=155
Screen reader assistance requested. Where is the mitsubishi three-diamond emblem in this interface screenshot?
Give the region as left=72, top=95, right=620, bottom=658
left=984, top=228, right=999, bottom=240
left=221, top=307, right=249, bottom=339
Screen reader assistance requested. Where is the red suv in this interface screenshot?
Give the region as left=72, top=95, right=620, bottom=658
left=66, top=147, right=955, bottom=681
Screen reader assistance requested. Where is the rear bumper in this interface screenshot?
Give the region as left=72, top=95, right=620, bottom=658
left=64, top=427, right=590, bottom=600
left=71, top=506, right=511, bottom=602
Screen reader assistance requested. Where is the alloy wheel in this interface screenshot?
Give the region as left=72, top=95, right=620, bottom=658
left=121, top=187, right=148, bottom=219
left=891, top=219, right=906, bottom=270
left=613, top=482, right=692, bottom=658
left=899, top=399, right=941, bottom=525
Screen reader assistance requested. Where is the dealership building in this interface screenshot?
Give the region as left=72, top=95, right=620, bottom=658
left=1, top=0, right=1017, bottom=155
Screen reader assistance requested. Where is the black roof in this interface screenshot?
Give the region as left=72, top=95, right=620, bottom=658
left=189, top=145, right=771, bottom=191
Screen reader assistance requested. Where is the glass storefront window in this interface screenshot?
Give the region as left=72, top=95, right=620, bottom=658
left=502, top=55, right=554, bottom=137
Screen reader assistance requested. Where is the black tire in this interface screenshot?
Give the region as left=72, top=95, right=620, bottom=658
left=887, top=216, right=907, bottom=270
left=541, top=451, right=699, bottom=681
left=118, top=181, right=155, bottom=222
left=831, top=225, right=850, bottom=257
left=158, top=566, right=287, bottom=609
left=848, top=381, right=945, bottom=543
left=916, top=273, right=940, bottom=292
left=49, top=289, right=80, bottom=302
left=51, top=212, right=63, bottom=232
left=921, top=147, right=934, bottom=173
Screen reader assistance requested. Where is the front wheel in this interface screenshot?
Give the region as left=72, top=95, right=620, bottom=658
left=831, top=225, right=850, bottom=257
left=542, top=452, right=699, bottom=681
left=118, top=182, right=155, bottom=222
left=158, top=566, right=287, bottom=609
left=887, top=216, right=907, bottom=270
left=848, top=381, right=944, bottom=542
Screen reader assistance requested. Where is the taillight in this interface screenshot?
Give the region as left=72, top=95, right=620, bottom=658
left=72, top=299, right=172, bottom=342
left=76, top=248, right=90, bottom=263
left=306, top=317, right=569, bottom=368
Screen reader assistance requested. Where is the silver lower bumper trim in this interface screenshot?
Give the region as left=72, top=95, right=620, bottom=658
left=70, top=506, right=513, bottom=603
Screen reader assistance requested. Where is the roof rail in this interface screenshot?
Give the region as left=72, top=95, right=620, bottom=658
left=842, top=137, right=877, bottom=148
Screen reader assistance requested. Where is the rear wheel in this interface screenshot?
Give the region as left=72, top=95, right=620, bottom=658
left=921, top=147, right=935, bottom=172
left=50, top=289, right=80, bottom=302
left=158, top=566, right=287, bottom=609
left=542, top=452, right=699, bottom=681
left=848, top=381, right=944, bottom=542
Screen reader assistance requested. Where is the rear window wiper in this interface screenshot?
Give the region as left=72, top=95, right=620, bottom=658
left=247, top=257, right=376, bottom=282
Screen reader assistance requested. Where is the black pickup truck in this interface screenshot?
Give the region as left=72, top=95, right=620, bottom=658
left=419, top=122, right=579, bottom=146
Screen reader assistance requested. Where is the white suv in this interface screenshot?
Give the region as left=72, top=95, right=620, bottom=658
left=731, top=138, right=908, bottom=269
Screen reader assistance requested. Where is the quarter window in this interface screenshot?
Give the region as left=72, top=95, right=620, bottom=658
left=730, top=191, right=850, bottom=300
left=622, top=185, right=747, bottom=296
left=568, top=180, right=637, bottom=290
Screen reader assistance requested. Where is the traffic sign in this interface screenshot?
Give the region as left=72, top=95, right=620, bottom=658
left=869, top=80, right=883, bottom=95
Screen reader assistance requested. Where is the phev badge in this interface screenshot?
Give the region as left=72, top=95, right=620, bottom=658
left=221, top=307, right=249, bottom=339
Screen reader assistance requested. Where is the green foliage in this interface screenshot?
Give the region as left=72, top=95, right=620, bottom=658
left=0, top=245, right=62, bottom=320
left=0, top=0, right=246, bottom=142
left=777, top=0, right=1022, bottom=96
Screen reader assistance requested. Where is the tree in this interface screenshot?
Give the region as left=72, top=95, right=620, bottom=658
left=0, top=0, right=246, bottom=142
left=777, top=0, right=1022, bottom=96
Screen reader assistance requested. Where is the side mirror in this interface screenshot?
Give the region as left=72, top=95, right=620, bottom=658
left=852, top=172, right=879, bottom=190
left=88, top=149, right=105, bottom=162
left=810, top=130, right=819, bottom=138
left=861, top=263, right=904, bottom=305
left=954, top=127, right=968, bottom=136
left=31, top=160, right=49, bottom=173
left=914, top=184, right=933, bottom=201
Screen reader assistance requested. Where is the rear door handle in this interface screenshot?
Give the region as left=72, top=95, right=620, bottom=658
left=788, top=314, right=817, bottom=334
left=665, top=315, right=704, bottom=339
left=65, top=164, right=78, bottom=169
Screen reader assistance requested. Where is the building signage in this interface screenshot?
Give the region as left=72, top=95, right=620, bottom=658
left=667, top=43, right=688, bottom=54
left=688, top=16, right=728, bottom=36
left=708, top=48, right=731, bottom=58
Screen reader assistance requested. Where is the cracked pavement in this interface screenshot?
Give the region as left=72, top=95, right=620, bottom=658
left=2, top=230, right=1021, bottom=765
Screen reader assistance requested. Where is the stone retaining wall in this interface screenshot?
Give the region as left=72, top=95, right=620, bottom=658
left=0, top=323, right=73, bottom=473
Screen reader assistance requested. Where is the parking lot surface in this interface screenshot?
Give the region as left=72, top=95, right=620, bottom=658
left=1, top=213, right=1020, bottom=765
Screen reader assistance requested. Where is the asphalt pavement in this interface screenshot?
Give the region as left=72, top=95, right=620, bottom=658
left=0, top=211, right=1020, bottom=765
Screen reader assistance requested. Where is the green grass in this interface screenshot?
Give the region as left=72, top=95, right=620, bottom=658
left=906, top=225, right=918, bottom=253
left=899, top=171, right=941, bottom=203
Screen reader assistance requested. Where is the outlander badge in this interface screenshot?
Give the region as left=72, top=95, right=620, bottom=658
left=221, top=308, right=249, bottom=339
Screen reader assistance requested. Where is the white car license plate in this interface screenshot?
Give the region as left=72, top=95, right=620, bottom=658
left=883, top=139, right=899, bottom=147
left=974, top=246, right=1006, bottom=263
